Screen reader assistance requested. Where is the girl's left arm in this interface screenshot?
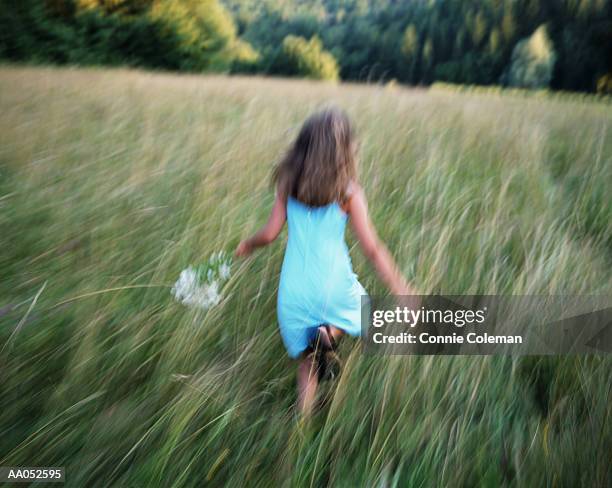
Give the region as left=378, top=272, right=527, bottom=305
left=235, top=192, right=287, bottom=257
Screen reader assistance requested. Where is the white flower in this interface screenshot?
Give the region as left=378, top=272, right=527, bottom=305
left=171, top=251, right=232, bottom=311
left=219, top=263, right=231, bottom=280
left=205, top=280, right=221, bottom=306
left=171, top=267, right=198, bottom=302
left=171, top=267, right=222, bottom=310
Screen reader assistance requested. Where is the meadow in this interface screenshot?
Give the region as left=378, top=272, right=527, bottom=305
left=0, top=66, right=610, bottom=487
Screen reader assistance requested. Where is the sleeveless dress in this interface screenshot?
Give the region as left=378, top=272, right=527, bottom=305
left=277, top=195, right=368, bottom=358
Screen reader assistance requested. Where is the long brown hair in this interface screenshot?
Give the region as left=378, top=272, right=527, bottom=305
left=272, top=107, right=358, bottom=207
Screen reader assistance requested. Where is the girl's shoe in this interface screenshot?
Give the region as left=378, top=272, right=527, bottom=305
left=320, top=350, right=341, bottom=381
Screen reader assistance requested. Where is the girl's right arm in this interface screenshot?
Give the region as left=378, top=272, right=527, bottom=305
left=347, top=184, right=417, bottom=296
left=235, top=190, right=287, bottom=257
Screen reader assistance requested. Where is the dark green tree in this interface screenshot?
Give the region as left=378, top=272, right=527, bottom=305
left=401, top=23, right=419, bottom=83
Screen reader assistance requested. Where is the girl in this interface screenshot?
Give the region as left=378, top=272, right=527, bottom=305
left=236, top=107, right=415, bottom=416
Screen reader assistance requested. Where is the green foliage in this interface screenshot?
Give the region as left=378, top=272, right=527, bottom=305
left=470, top=10, right=488, bottom=47
left=0, top=0, right=257, bottom=73
left=227, top=0, right=610, bottom=92
left=0, top=0, right=610, bottom=92
left=488, top=28, right=500, bottom=56
left=401, top=24, right=418, bottom=59
left=278, top=35, right=339, bottom=80
left=150, top=0, right=238, bottom=71
left=401, top=24, right=419, bottom=82
left=75, top=0, right=154, bottom=14
left=70, top=8, right=186, bottom=68
left=228, top=38, right=260, bottom=73
left=507, top=25, right=557, bottom=89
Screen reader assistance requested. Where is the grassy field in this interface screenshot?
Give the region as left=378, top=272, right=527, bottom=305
left=0, top=66, right=610, bottom=487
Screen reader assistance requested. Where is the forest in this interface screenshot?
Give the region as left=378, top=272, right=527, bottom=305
left=1, top=0, right=611, bottom=93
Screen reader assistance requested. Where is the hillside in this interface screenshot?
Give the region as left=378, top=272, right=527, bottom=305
left=0, top=66, right=610, bottom=486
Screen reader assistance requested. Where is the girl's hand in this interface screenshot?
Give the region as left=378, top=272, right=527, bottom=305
left=396, top=282, right=420, bottom=297
left=235, top=239, right=253, bottom=258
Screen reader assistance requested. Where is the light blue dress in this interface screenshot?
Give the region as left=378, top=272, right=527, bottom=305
left=278, top=196, right=368, bottom=358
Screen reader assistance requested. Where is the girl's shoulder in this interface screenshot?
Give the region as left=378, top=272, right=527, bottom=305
left=341, top=180, right=363, bottom=214
left=345, top=180, right=362, bottom=198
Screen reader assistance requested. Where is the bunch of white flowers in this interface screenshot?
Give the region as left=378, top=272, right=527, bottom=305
left=171, top=251, right=232, bottom=310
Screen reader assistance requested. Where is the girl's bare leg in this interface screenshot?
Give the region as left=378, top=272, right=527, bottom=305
left=297, top=352, right=318, bottom=416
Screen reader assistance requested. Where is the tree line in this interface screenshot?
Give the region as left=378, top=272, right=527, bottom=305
left=1, top=0, right=610, bottom=93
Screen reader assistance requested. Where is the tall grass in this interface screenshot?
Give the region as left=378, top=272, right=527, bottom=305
left=0, top=66, right=610, bottom=487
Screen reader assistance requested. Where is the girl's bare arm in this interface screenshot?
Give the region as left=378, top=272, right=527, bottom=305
left=236, top=192, right=287, bottom=257
left=348, top=185, right=416, bottom=295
